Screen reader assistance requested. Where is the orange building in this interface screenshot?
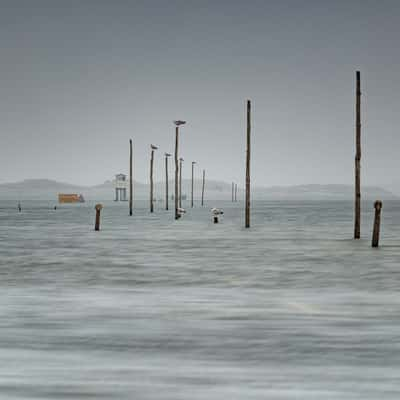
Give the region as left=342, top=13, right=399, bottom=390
left=58, top=193, right=85, bottom=203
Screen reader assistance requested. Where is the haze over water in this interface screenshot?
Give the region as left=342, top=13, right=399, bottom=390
left=1, top=200, right=399, bottom=399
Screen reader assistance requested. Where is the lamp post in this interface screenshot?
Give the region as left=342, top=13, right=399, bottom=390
left=191, top=161, right=196, bottom=208
left=179, top=157, right=184, bottom=209
left=165, top=153, right=171, bottom=210
left=174, top=120, right=186, bottom=219
left=150, top=144, right=158, bottom=213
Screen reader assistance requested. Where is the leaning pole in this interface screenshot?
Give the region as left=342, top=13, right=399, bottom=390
left=354, top=71, right=361, bottom=239
left=245, top=100, right=251, bottom=228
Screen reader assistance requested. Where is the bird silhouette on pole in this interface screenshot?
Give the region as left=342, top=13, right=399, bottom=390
left=174, top=120, right=186, bottom=220
left=174, top=120, right=186, bottom=126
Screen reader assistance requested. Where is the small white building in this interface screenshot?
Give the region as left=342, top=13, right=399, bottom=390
left=114, top=174, right=128, bottom=201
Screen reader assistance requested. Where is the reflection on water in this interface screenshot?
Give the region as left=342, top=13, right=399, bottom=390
left=0, top=200, right=400, bottom=399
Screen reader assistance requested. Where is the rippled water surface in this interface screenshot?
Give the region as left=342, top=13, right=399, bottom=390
left=1, top=200, right=400, bottom=399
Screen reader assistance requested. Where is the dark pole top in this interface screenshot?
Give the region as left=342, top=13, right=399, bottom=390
left=374, top=200, right=382, bottom=211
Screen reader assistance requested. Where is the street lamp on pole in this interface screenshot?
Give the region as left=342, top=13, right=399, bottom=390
left=165, top=153, right=171, bottom=210
left=191, top=161, right=196, bottom=208
left=173, top=120, right=186, bottom=220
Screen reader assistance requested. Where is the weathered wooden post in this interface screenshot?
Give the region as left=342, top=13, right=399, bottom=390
left=179, top=157, right=184, bottom=209
left=354, top=71, right=361, bottom=239
left=175, top=126, right=179, bottom=219
left=129, top=139, right=133, bottom=216
left=191, top=161, right=196, bottom=208
left=165, top=153, right=171, bottom=210
left=245, top=100, right=251, bottom=228
left=235, top=184, right=238, bottom=202
left=201, top=169, right=205, bottom=206
left=174, top=120, right=186, bottom=220
left=372, top=200, right=382, bottom=248
left=94, top=203, right=103, bottom=231
left=232, top=182, right=234, bottom=202
left=150, top=144, right=158, bottom=213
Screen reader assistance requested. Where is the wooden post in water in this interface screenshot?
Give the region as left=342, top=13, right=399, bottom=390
left=354, top=71, right=361, bottom=239
left=235, top=184, right=238, bottom=202
left=179, top=157, right=184, bottom=208
left=201, top=169, right=205, bottom=206
left=173, top=120, right=186, bottom=219
left=245, top=100, right=251, bottom=228
left=150, top=144, right=158, bottom=213
left=165, top=153, right=171, bottom=210
left=191, top=161, right=196, bottom=208
left=372, top=200, right=382, bottom=248
left=129, top=139, right=133, bottom=216
left=175, top=126, right=179, bottom=219
left=94, top=204, right=103, bottom=231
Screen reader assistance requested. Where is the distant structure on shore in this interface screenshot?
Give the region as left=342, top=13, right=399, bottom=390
left=114, top=174, right=128, bottom=201
left=58, top=193, right=85, bottom=203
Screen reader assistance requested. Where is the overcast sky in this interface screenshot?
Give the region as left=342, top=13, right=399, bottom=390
left=1, top=0, right=400, bottom=188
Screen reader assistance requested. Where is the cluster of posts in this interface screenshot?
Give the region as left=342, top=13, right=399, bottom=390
left=144, top=121, right=207, bottom=219
left=94, top=73, right=383, bottom=248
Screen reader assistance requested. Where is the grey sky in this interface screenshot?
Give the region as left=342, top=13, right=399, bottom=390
left=1, top=0, right=400, bottom=188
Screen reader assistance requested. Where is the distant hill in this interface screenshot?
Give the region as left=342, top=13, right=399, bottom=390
left=0, top=179, right=397, bottom=201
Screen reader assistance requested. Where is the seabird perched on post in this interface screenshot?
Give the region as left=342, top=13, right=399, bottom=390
left=173, top=120, right=186, bottom=126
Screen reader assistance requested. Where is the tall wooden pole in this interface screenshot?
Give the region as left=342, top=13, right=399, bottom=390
left=179, top=158, right=183, bottom=208
left=235, top=183, right=237, bottom=202
left=191, top=161, right=195, bottom=208
left=129, top=139, right=133, bottom=216
left=165, top=153, right=170, bottom=211
left=201, top=169, right=205, bottom=206
left=174, top=127, right=179, bottom=219
left=150, top=148, right=155, bottom=213
left=354, top=71, right=361, bottom=239
left=245, top=100, right=251, bottom=228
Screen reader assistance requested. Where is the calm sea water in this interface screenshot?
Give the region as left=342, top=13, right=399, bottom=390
left=0, top=200, right=399, bottom=399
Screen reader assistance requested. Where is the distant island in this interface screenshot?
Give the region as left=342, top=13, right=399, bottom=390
left=0, top=179, right=397, bottom=201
